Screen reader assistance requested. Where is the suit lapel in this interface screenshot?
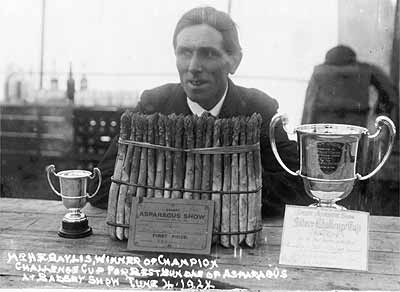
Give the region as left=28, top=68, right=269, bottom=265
left=219, top=79, right=245, bottom=118
left=164, top=85, right=192, bottom=115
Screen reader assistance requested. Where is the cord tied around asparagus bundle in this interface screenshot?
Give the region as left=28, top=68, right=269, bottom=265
left=106, top=111, right=263, bottom=248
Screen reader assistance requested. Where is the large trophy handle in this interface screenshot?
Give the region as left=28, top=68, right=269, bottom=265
left=269, top=113, right=299, bottom=176
left=46, top=164, right=62, bottom=197
left=357, top=115, right=396, bottom=181
left=87, top=167, right=102, bottom=198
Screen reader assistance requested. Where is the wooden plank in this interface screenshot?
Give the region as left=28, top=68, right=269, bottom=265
left=1, top=136, right=72, bottom=154
left=1, top=130, right=71, bottom=140
left=0, top=198, right=103, bottom=216
left=1, top=229, right=398, bottom=275
left=0, top=199, right=400, bottom=290
left=40, top=119, right=73, bottom=136
left=1, top=198, right=399, bottom=233
left=0, top=245, right=399, bottom=290
left=0, top=104, right=39, bottom=115
left=38, top=105, right=73, bottom=116
left=1, top=119, right=39, bottom=132
left=1, top=210, right=400, bottom=254
left=1, top=149, right=43, bottom=156
left=39, top=138, right=73, bottom=152
left=0, top=132, right=38, bottom=138
left=1, top=136, right=40, bottom=151
left=1, top=162, right=74, bottom=200
left=0, top=104, right=73, bottom=117
left=0, top=104, right=73, bottom=148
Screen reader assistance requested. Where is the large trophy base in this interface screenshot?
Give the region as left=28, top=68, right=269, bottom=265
left=58, top=212, right=93, bottom=238
left=308, top=202, right=347, bottom=210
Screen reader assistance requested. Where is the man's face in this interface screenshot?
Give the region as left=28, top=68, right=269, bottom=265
left=175, top=24, right=237, bottom=110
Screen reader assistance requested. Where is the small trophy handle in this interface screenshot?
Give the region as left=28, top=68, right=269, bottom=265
left=269, top=113, right=299, bottom=176
left=357, top=115, right=397, bottom=181
left=86, top=167, right=102, bottom=198
left=46, top=164, right=62, bottom=197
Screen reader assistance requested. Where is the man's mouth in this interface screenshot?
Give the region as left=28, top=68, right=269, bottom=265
left=188, top=79, right=207, bottom=87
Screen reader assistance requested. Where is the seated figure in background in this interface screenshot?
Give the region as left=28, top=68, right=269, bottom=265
left=89, top=6, right=312, bottom=217
left=301, top=45, right=398, bottom=127
left=301, top=45, right=399, bottom=215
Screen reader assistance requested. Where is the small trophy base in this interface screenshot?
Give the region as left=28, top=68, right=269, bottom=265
left=308, top=202, right=347, bottom=210
left=58, top=213, right=93, bottom=238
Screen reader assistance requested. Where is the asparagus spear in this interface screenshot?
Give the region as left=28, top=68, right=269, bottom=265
left=136, top=117, right=148, bottom=198
left=116, top=111, right=135, bottom=240
left=164, top=114, right=176, bottom=198
left=211, top=119, right=222, bottom=244
left=201, top=115, right=214, bottom=200
left=154, top=113, right=160, bottom=146
left=107, top=110, right=131, bottom=240
left=183, top=116, right=195, bottom=199
left=171, top=115, right=185, bottom=199
left=123, top=113, right=136, bottom=170
left=154, top=115, right=166, bottom=198
left=253, top=113, right=263, bottom=245
left=246, top=115, right=257, bottom=247
left=221, top=118, right=232, bottom=247
left=146, top=114, right=157, bottom=198
left=238, top=117, right=248, bottom=244
left=230, top=117, right=240, bottom=247
left=193, top=115, right=205, bottom=200
left=125, top=114, right=143, bottom=239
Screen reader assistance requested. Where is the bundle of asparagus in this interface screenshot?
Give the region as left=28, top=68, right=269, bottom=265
left=107, top=111, right=263, bottom=247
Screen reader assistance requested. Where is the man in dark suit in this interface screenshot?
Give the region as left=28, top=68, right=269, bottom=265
left=89, top=6, right=311, bottom=216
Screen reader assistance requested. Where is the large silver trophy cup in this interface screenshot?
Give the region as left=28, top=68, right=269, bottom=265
left=46, top=165, right=101, bottom=238
left=270, top=114, right=396, bottom=209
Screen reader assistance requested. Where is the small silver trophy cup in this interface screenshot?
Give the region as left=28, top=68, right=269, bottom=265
left=270, top=114, right=396, bottom=209
left=46, top=165, right=101, bottom=238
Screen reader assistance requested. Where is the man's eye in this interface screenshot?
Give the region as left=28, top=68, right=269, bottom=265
left=177, top=48, right=192, bottom=57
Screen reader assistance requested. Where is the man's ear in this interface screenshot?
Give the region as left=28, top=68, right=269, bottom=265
left=227, top=51, right=242, bottom=74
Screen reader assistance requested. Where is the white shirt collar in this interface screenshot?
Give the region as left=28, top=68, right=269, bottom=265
left=186, top=84, right=228, bottom=117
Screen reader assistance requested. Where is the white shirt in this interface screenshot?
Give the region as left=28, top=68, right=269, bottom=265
left=186, top=84, right=228, bottom=117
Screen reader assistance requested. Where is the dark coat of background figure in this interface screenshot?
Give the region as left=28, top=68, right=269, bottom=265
left=88, top=79, right=312, bottom=217
left=301, top=45, right=399, bottom=215
left=302, top=45, right=398, bottom=127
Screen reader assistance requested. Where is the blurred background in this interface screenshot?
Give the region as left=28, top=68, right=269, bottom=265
left=1, top=0, right=399, bottom=214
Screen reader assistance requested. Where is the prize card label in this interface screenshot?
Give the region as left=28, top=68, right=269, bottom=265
left=279, top=205, right=369, bottom=271
left=127, top=198, right=214, bottom=255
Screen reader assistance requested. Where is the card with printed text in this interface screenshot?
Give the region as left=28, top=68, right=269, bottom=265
left=279, top=205, right=369, bottom=271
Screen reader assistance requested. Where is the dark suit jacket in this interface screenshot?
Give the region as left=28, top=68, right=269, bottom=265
left=302, top=62, right=398, bottom=127
left=89, top=79, right=311, bottom=217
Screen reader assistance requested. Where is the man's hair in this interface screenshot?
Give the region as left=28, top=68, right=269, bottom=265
left=173, top=6, right=241, bottom=56
left=325, top=45, right=357, bottom=65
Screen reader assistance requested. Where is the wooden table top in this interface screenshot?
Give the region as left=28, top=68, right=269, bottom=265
left=1, top=198, right=399, bottom=291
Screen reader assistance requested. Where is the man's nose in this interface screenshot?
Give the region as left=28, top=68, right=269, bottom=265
left=188, top=52, right=202, bottom=73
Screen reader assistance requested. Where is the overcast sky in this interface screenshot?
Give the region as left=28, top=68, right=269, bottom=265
left=0, top=0, right=339, bottom=123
